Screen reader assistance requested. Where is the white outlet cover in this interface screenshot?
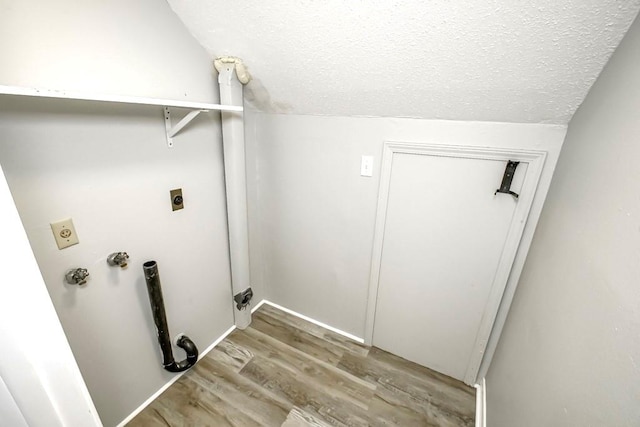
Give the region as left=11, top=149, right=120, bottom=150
left=50, top=218, right=79, bottom=250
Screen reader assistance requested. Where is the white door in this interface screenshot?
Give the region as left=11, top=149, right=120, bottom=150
left=369, top=143, right=541, bottom=384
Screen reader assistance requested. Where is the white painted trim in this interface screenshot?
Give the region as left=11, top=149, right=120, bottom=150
left=363, top=141, right=547, bottom=385
left=261, top=300, right=365, bottom=344
left=475, top=378, right=487, bottom=427
left=116, top=324, right=236, bottom=427
left=0, top=85, right=243, bottom=112
left=250, top=299, right=267, bottom=314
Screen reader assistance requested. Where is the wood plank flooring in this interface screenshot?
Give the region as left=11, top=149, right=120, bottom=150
left=128, top=304, right=475, bottom=426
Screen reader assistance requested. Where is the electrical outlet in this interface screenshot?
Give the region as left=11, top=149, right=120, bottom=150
left=50, top=218, right=79, bottom=250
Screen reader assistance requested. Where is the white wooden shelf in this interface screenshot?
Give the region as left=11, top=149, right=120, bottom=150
left=0, top=85, right=243, bottom=148
left=0, top=85, right=243, bottom=112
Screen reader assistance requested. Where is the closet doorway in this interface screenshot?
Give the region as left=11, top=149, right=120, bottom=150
left=365, top=142, right=546, bottom=385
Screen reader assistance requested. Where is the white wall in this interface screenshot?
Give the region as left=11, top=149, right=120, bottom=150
left=0, top=0, right=217, bottom=103
left=0, top=2, right=243, bottom=425
left=0, top=162, right=101, bottom=427
left=0, top=96, right=234, bottom=426
left=247, top=113, right=566, bottom=340
left=486, top=15, right=640, bottom=427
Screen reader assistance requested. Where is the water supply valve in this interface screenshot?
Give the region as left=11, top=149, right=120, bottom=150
left=65, top=268, right=90, bottom=285
left=107, top=252, right=129, bottom=268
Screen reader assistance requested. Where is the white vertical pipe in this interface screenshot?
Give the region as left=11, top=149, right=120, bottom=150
left=218, top=63, right=252, bottom=329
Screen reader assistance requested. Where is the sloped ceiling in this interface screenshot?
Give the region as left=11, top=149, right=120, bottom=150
left=168, top=1, right=640, bottom=123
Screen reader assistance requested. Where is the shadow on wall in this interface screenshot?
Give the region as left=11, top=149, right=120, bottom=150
left=244, top=78, right=292, bottom=113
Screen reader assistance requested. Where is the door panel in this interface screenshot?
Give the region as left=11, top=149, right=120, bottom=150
left=372, top=152, right=528, bottom=381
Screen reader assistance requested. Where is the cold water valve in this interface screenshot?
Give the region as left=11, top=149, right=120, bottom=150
left=65, top=268, right=90, bottom=285
left=107, top=252, right=129, bottom=268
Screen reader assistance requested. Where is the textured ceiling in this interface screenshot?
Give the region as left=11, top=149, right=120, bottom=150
left=168, top=1, right=640, bottom=123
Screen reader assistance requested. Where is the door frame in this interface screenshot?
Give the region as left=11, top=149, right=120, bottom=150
left=364, top=141, right=547, bottom=385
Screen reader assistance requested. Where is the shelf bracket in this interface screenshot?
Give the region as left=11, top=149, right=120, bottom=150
left=163, top=107, right=208, bottom=148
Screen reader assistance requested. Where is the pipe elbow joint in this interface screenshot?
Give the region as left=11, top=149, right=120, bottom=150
left=163, top=335, right=199, bottom=372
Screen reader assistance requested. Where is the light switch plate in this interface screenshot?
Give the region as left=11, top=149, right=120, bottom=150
left=361, top=155, right=374, bottom=177
left=50, top=218, right=79, bottom=250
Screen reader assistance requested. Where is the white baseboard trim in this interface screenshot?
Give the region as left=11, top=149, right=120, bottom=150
left=475, top=378, right=487, bottom=427
left=260, top=300, right=365, bottom=344
left=116, top=324, right=236, bottom=427
left=250, top=298, right=267, bottom=314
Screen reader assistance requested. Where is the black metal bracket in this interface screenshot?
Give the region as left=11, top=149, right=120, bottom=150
left=234, top=287, right=254, bottom=310
left=495, top=160, right=520, bottom=199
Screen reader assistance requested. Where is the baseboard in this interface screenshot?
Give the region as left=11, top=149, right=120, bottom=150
left=260, top=300, right=365, bottom=344
left=475, top=378, right=487, bottom=427
left=116, top=324, right=236, bottom=427
left=251, top=298, right=267, bottom=313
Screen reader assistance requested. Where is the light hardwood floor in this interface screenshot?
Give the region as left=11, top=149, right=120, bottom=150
left=128, top=304, right=475, bottom=426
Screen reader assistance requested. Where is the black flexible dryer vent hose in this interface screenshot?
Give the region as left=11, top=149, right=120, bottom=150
left=142, top=260, right=198, bottom=372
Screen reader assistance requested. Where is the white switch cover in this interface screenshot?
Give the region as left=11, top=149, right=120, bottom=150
left=361, top=155, right=374, bottom=177
left=50, top=218, right=79, bottom=250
